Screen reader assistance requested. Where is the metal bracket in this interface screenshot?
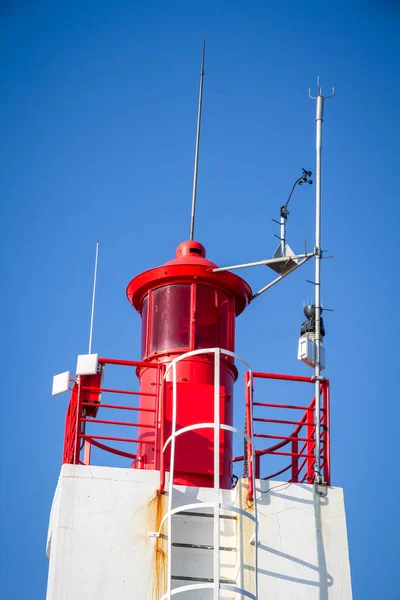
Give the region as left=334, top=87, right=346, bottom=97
left=314, top=481, right=328, bottom=497
left=249, top=532, right=260, bottom=546
left=312, top=375, right=326, bottom=382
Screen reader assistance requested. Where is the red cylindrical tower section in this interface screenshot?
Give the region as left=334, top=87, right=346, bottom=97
left=127, top=241, right=252, bottom=489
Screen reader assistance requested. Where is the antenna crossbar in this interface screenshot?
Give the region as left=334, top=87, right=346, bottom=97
left=213, top=251, right=315, bottom=273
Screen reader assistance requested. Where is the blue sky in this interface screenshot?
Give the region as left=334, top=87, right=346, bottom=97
left=1, top=1, right=399, bottom=598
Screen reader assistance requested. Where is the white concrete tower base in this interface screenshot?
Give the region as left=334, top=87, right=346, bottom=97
left=46, top=465, right=352, bottom=599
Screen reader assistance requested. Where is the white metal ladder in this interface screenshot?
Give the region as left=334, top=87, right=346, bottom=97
left=151, top=348, right=258, bottom=600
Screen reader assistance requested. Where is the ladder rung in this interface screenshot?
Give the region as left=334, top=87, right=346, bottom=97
left=177, top=511, right=236, bottom=520
left=171, top=575, right=236, bottom=584
left=172, top=542, right=235, bottom=551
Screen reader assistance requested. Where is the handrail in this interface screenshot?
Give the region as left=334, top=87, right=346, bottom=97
left=253, top=371, right=314, bottom=382
left=62, top=357, right=163, bottom=467
left=98, top=357, right=159, bottom=369
left=63, top=355, right=330, bottom=488
left=233, top=375, right=330, bottom=485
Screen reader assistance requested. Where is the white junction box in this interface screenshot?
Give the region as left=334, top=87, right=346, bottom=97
left=52, top=371, right=71, bottom=396
left=76, top=353, right=99, bottom=376
left=298, top=335, right=326, bottom=370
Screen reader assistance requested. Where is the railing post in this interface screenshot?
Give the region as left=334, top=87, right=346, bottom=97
left=245, top=371, right=254, bottom=501
left=73, top=377, right=83, bottom=465
left=323, top=380, right=331, bottom=485
left=158, top=365, right=166, bottom=494
left=83, top=439, right=92, bottom=465
left=291, top=434, right=299, bottom=483
left=306, top=406, right=315, bottom=483
left=62, top=395, right=72, bottom=463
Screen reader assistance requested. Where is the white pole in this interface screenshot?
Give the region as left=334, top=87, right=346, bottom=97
left=167, top=360, right=177, bottom=599
left=88, top=241, right=99, bottom=355
left=314, top=86, right=323, bottom=482
left=213, top=348, right=221, bottom=600
left=309, top=77, right=334, bottom=482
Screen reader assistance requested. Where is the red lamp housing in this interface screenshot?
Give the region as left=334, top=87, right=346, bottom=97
left=127, top=241, right=252, bottom=489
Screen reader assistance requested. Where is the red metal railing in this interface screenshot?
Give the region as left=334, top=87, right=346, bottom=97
left=234, top=372, right=330, bottom=500
left=62, top=358, right=163, bottom=467
left=63, top=358, right=330, bottom=496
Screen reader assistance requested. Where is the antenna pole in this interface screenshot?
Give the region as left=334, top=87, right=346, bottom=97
left=88, top=241, right=99, bottom=355
left=189, top=38, right=205, bottom=241
left=309, top=77, right=334, bottom=483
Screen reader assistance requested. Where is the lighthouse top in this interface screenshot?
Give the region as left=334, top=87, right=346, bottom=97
left=126, top=240, right=252, bottom=317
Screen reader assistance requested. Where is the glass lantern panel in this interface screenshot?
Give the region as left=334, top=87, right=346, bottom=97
left=195, top=286, right=231, bottom=350
left=150, top=284, right=191, bottom=354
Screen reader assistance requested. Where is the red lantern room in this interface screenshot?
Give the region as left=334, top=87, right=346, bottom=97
left=126, top=240, right=252, bottom=488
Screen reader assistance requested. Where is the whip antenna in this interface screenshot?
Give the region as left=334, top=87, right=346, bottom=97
left=189, top=38, right=205, bottom=241
left=88, top=240, right=99, bottom=354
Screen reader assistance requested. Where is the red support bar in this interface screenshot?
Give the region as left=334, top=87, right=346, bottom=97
left=79, top=434, right=155, bottom=445
left=82, top=402, right=156, bottom=412
left=252, top=372, right=314, bottom=383
left=254, top=433, right=314, bottom=443
left=86, top=437, right=137, bottom=460
left=254, top=417, right=316, bottom=427
left=254, top=433, right=314, bottom=442
left=98, top=357, right=159, bottom=369
left=81, top=418, right=156, bottom=428
left=253, top=433, right=312, bottom=443
left=260, top=450, right=316, bottom=459
left=253, top=401, right=316, bottom=411
left=81, top=386, right=157, bottom=397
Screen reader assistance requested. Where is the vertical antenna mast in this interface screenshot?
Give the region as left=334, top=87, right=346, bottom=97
left=189, top=38, right=206, bottom=241
left=309, top=77, right=334, bottom=483
left=88, top=241, right=99, bottom=355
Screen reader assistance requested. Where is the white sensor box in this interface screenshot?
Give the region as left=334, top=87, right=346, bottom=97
left=298, top=336, right=326, bottom=370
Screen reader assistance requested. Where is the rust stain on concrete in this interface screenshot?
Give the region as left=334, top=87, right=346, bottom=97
left=147, top=491, right=167, bottom=600
left=236, top=479, right=256, bottom=595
